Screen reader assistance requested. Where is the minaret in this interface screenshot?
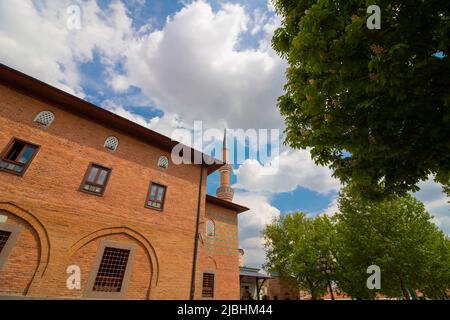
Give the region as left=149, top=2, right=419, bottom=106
left=216, top=129, right=234, bottom=202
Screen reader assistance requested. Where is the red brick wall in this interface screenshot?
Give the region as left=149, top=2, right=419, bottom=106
left=267, top=277, right=300, bottom=300
left=0, top=83, right=219, bottom=299
left=57, top=233, right=152, bottom=299
left=0, top=213, right=39, bottom=296
left=195, top=202, right=240, bottom=300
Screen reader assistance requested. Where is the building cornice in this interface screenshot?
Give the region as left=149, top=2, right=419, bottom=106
left=206, top=194, right=249, bottom=214
left=0, top=63, right=222, bottom=175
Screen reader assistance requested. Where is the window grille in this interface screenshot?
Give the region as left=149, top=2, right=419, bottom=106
left=93, top=247, right=130, bottom=292
left=104, top=136, right=119, bottom=151
left=157, top=156, right=169, bottom=169
left=0, top=230, right=11, bottom=254
left=206, top=220, right=215, bottom=237
left=34, top=111, right=55, bottom=127
left=202, top=273, right=215, bottom=298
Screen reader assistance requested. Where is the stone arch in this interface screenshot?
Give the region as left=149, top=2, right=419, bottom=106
left=0, top=202, right=51, bottom=292
left=205, top=255, right=218, bottom=270
left=68, top=226, right=159, bottom=299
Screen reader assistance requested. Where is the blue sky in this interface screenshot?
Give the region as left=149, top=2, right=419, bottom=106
left=0, top=0, right=448, bottom=268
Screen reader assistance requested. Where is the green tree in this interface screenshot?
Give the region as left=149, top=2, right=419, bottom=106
left=333, top=187, right=450, bottom=299
left=263, top=212, right=334, bottom=299
left=272, top=0, right=450, bottom=198
left=419, top=235, right=450, bottom=299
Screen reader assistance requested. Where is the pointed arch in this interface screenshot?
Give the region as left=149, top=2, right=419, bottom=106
left=206, top=255, right=218, bottom=270
left=68, top=226, right=159, bottom=299
left=0, top=202, right=51, bottom=290
left=206, top=219, right=215, bottom=237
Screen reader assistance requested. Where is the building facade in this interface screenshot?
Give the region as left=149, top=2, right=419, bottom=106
left=239, top=266, right=271, bottom=300
left=0, top=64, right=248, bottom=299
left=266, top=277, right=302, bottom=300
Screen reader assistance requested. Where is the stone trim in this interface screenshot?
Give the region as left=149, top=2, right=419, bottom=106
left=69, top=226, right=159, bottom=299
left=0, top=223, right=23, bottom=271
left=200, top=270, right=217, bottom=300
left=83, top=240, right=136, bottom=299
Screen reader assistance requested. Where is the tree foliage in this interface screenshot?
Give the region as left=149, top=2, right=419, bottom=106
left=272, top=0, right=450, bottom=198
left=333, top=187, right=450, bottom=299
left=263, top=212, right=334, bottom=299
left=263, top=189, right=450, bottom=299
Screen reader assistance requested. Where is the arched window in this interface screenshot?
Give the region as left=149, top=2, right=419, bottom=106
left=157, top=156, right=169, bottom=169
left=104, top=136, right=119, bottom=151
left=33, top=111, right=55, bottom=127
left=206, top=219, right=215, bottom=237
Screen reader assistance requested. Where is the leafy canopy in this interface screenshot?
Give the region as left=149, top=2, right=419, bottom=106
left=272, top=0, right=450, bottom=198
left=263, top=212, right=334, bottom=299
left=333, top=187, right=450, bottom=299
left=263, top=189, right=450, bottom=299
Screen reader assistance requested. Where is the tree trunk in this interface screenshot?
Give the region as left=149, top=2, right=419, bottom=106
left=307, top=277, right=316, bottom=300
left=399, top=275, right=410, bottom=300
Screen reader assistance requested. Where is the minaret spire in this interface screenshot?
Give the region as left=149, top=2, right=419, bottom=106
left=223, top=128, right=227, bottom=153
left=216, top=128, right=234, bottom=201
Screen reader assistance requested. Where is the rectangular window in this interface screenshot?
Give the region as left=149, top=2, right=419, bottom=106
left=202, top=273, right=215, bottom=298
left=93, top=247, right=131, bottom=293
left=80, top=163, right=111, bottom=195
left=0, top=138, right=39, bottom=175
left=145, top=183, right=166, bottom=210
left=0, top=224, right=23, bottom=272
left=0, top=230, right=12, bottom=254
left=84, top=241, right=135, bottom=298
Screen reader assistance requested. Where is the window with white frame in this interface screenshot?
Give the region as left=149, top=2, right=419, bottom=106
left=104, top=136, right=119, bottom=151
left=206, top=219, right=215, bottom=237
left=33, top=111, right=55, bottom=127
left=157, top=156, right=169, bottom=169
left=0, top=224, right=23, bottom=271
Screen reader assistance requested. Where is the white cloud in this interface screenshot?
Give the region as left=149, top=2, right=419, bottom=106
left=109, top=74, right=130, bottom=92
left=266, top=0, right=276, bottom=13
left=233, top=147, right=340, bottom=268
left=323, top=197, right=338, bottom=217
left=0, top=1, right=133, bottom=97
left=414, top=177, right=450, bottom=235
left=0, top=0, right=285, bottom=135
left=122, top=0, right=286, bottom=130
left=234, top=149, right=341, bottom=195
left=235, top=192, right=280, bottom=267
left=0, top=0, right=81, bottom=95
left=236, top=192, right=280, bottom=227
left=250, top=9, right=268, bottom=35
left=432, top=215, right=449, bottom=235
left=103, top=101, right=185, bottom=138
left=415, top=177, right=448, bottom=203
left=239, top=236, right=267, bottom=269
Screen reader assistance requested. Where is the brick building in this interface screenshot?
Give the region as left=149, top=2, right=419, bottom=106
left=0, top=64, right=248, bottom=299
left=266, top=276, right=301, bottom=300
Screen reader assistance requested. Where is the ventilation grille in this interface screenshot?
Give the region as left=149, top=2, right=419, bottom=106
left=206, top=220, right=215, bottom=237
left=202, top=273, right=215, bottom=298
left=93, top=247, right=130, bottom=292
left=33, top=111, right=55, bottom=127
left=0, top=230, right=12, bottom=254
left=157, top=156, right=169, bottom=169
left=104, top=136, right=119, bottom=151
